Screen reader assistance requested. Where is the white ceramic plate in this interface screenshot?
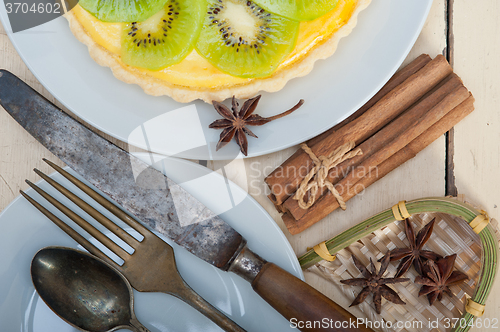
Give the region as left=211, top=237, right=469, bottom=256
left=0, top=157, right=302, bottom=331
left=0, top=0, right=432, bottom=160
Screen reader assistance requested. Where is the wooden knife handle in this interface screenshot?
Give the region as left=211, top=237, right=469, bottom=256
left=252, top=263, right=373, bottom=332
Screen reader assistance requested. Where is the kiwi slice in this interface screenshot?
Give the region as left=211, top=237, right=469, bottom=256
left=79, top=0, right=170, bottom=23
left=121, top=0, right=205, bottom=71
left=251, top=0, right=339, bottom=21
left=196, top=0, right=299, bottom=78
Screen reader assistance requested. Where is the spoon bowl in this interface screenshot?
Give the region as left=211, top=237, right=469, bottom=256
left=31, top=247, right=149, bottom=332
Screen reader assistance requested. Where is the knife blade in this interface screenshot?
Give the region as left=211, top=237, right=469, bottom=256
left=0, top=70, right=371, bottom=332
left=0, top=70, right=244, bottom=270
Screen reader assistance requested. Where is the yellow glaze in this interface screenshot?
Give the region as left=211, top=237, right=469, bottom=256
left=72, top=0, right=356, bottom=88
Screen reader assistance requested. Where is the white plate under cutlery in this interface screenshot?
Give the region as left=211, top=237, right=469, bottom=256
left=0, top=156, right=302, bottom=331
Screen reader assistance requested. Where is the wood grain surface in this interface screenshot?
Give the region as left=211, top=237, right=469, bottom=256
left=1, top=0, right=499, bottom=329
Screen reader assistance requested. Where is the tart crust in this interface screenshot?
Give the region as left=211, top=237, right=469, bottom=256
left=65, top=0, right=371, bottom=103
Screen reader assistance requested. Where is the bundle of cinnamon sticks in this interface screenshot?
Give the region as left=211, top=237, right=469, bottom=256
left=265, top=54, right=475, bottom=235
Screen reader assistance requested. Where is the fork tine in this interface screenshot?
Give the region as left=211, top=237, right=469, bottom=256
left=43, top=159, right=151, bottom=236
left=34, top=168, right=139, bottom=249
left=25, top=179, right=131, bottom=261
left=20, top=190, right=115, bottom=265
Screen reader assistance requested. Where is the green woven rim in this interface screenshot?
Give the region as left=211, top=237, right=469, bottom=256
left=298, top=197, right=499, bottom=332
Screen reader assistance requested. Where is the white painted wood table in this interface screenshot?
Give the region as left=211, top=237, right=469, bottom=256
left=1, top=0, right=499, bottom=330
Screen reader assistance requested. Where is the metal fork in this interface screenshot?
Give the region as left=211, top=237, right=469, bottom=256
left=21, top=159, right=245, bottom=332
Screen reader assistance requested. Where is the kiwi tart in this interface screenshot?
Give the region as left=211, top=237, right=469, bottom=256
left=65, top=0, right=371, bottom=103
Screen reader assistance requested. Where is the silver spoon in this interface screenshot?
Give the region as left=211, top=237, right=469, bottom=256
left=31, top=246, right=150, bottom=332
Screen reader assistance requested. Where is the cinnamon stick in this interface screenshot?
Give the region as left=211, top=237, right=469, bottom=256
left=293, top=84, right=470, bottom=226
left=283, top=73, right=465, bottom=220
left=283, top=95, right=475, bottom=234
left=307, top=54, right=433, bottom=147
left=265, top=55, right=452, bottom=206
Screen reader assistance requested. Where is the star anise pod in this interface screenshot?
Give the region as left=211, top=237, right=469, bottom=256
left=415, top=254, right=468, bottom=305
left=340, top=254, right=409, bottom=314
left=381, top=218, right=442, bottom=277
left=209, top=95, right=304, bottom=156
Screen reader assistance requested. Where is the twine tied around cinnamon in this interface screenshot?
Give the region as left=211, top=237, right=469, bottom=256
left=293, top=141, right=362, bottom=210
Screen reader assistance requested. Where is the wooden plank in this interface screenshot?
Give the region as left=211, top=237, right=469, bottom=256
left=452, top=1, right=500, bottom=232
left=452, top=0, right=500, bottom=324
left=0, top=25, right=67, bottom=207
left=210, top=0, right=447, bottom=314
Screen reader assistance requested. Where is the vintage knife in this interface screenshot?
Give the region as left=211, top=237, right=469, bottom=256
left=0, top=70, right=370, bottom=332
